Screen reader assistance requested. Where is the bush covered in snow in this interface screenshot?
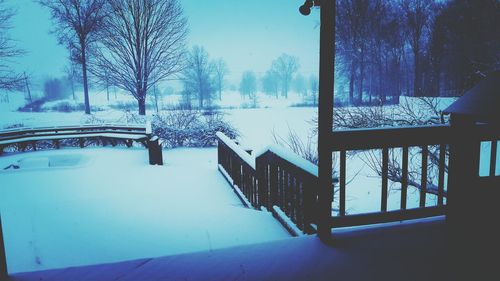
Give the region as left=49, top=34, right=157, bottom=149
left=152, top=110, right=238, bottom=148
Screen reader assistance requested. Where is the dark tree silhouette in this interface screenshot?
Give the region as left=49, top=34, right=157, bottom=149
left=401, top=0, right=435, bottom=97
left=0, top=0, right=23, bottom=91
left=429, top=0, right=500, bottom=96
left=93, top=0, right=187, bottom=115
left=39, top=0, right=107, bottom=114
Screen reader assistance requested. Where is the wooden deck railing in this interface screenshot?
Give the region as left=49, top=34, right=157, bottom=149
left=219, top=124, right=500, bottom=233
left=0, top=123, right=151, bottom=153
left=329, top=123, right=500, bottom=228
left=217, top=132, right=318, bottom=234
left=0, top=123, right=163, bottom=165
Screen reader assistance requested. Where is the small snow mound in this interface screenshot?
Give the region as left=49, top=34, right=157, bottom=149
left=18, top=157, right=50, bottom=169
left=3, top=154, right=88, bottom=171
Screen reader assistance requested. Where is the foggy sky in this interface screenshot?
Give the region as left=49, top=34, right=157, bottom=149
left=6, top=0, right=320, bottom=88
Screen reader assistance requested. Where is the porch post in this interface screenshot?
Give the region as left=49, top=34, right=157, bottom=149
left=0, top=214, right=7, bottom=280
left=317, top=0, right=335, bottom=242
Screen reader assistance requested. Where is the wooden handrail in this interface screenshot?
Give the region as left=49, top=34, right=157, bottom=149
left=330, top=123, right=500, bottom=151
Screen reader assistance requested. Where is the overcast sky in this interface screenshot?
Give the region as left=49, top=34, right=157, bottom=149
left=6, top=0, right=320, bottom=88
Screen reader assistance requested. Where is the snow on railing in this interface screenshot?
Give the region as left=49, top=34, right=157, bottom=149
left=216, top=132, right=255, bottom=169
left=216, top=131, right=319, bottom=234
left=254, top=144, right=318, bottom=177
left=0, top=124, right=158, bottom=164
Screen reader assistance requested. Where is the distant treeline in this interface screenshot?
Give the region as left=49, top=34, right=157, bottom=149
left=334, top=0, right=500, bottom=105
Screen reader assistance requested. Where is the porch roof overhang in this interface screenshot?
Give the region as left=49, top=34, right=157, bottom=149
left=444, top=71, right=500, bottom=124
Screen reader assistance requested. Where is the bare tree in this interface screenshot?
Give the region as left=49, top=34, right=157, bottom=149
left=239, top=70, right=257, bottom=107
left=64, top=60, right=81, bottom=101
left=293, top=73, right=307, bottom=96
left=261, top=69, right=279, bottom=98
left=39, top=0, right=107, bottom=114
left=401, top=0, right=435, bottom=97
left=148, top=84, right=161, bottom=113
left=270, top=53, right=299, bottom=98
left=92, top=0, right=187, bottom=115
left=182, top=45, right=215, bottom=108
left=309, top=74, right=318, bottom=106
left=213, top=58, right=228, bottom=100
left=0, top=0, right=23, bottom=91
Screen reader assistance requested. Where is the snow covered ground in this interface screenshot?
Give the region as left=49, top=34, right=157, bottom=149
left=2, top=91, right=499, bottom=274
left=0, top=147, right=289, bottom=273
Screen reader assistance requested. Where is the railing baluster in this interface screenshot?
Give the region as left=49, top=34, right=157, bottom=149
left=284, top=167, right=290, bottom=216
left=340, top=150, right=346, bottom=216
left=490, top=140, right=497, bottom=177
left=381, top=148, right=389, bottom=212
left=290, top=176, right=296, bottom=222
left=438, top=144, right=446, bottom=205
left=420, top=146, right=428, bottom=207
left=297, top=180, right=304, bottom=229
left=270, top=159, right=278, bottom=209
left=401, top=146, right=409, bottom=210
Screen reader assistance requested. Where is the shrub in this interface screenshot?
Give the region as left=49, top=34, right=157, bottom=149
left=48, top=101, right=86, bottom=112
left=152, top=110, right=238, bottom=148
left=18, top=99, right=46, bottom=112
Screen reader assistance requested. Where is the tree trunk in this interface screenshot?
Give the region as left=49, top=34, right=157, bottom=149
left=358, top=53, right=365, bottom=105
left=24, top=73, right=32, bottom=103
left=413, top=46, right=421, bottom=97
left=81, top=43, right=91, bottom=114
left=349, top=66, right=355, bottom=105
left=138, top=98, right=146, bottom=115
left=199, top=94, right=203, bottom=108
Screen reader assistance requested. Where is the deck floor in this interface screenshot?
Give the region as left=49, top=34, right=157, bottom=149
left=0, top=147, right=289, bottom=274
left=9, top=218, right=454, bottom=281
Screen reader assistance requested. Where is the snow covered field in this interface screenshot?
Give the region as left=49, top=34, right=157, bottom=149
left=0, top=147, right=289, bottom=273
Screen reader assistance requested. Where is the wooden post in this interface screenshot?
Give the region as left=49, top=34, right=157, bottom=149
left=317, top=0, right=335, bottom=242
left=0, top=214, right=8, bottom=280
left=339, top=150, right=346, bottom=216
left=381, top=148, right=389, bottom=212
left=148, top=136, right=163, bottom=165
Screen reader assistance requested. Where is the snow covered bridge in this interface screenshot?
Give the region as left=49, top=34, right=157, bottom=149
left=0, top=147, right=290, bottom=274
